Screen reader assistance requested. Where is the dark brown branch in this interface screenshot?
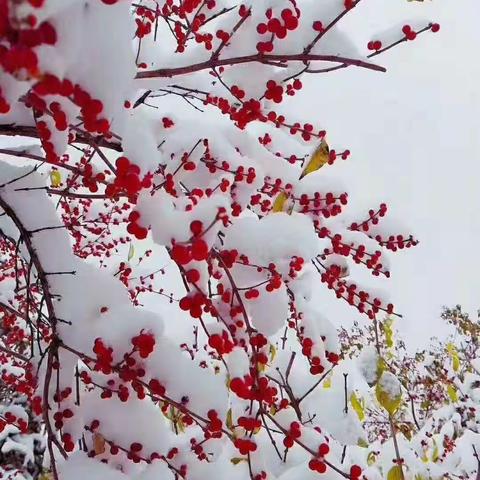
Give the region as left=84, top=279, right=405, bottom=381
left=0, top=124, right=122, bottom=152
left=0, top=344, right=29, bottom=362
left=136, top=53, right=386, bottom=79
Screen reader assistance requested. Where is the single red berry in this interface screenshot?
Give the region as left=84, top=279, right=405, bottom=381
left=350, top=465, right=362, bottom=478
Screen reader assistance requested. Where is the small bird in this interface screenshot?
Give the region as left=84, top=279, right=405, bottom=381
left=271, top=138, right=330, bottom=213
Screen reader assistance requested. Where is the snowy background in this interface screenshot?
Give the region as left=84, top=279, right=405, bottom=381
left=290, top=0, right=480, bottom=348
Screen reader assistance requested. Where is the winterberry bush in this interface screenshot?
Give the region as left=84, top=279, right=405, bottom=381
left=0, top=1, right=440, bottom=479
left=338, top=306, right=480, bottom=480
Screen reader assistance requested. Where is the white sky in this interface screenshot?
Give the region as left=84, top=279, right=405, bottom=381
left=293, top=0, right=480, bottom=348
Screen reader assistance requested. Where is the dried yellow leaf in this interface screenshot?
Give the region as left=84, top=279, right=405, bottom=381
left=50, top=170, right=61, bottom=188
left=387, top=465, right=404, bottom=480
left=299, top=138, right=329, bottom=179
left=447, top=384, right=458, bottom=403
left=93, top=433, right=106, bottom=455
left=271, top=191, right=289, bottom=213
left=350, top=392, right=365, bottom=422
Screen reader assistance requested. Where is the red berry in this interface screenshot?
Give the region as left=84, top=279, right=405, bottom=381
left=350, top=465, right=362, bottom=478
left=190, top=220, right=203, bottom=236
left=171, top=244, right=192, bottom=265
left=191, top=239, right=209, bottom=261
left=186, top=269, right=200, bottom=283
left=318, top=442, right=329, bottom=456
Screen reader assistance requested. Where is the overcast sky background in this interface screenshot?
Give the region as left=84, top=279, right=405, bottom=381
left=291, top=0, right=480, bottom=348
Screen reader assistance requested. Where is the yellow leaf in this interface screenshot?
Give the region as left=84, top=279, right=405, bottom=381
left=350, top=392, right=365, bottom=422
left=299, top=138, right=330, bottom=179
left=446, top=343, right=460, bottom=371
left=447, top=384, right=458, bottom=403
left=420, top=400, right=430, bottom=410
left=269, top=344, right=277, bottom=362
left=271, top=140, right=329, bottom=215
left=431, top=438, right=439, bottom=462
left=176, top=417, right=186, bottom=433
left=271, top=191, right=289, bottom=213
left=357, top=438, right=368, bottom=448
left=367, top=451, right=376, bottom=466
left=128, top=243, right=135, bottom=261
left=323, top=372, right=332, bottom=389
left=384, top=318, right=394, bottom=349
left=376, top=357, right=387, bottom=383
left=376, top=372, right=402, bottom=416
left=50, top=170, right=61, bottom=188
left=387, top=465, right=404, bottom=480
left=230, top=457, right=247, bottom=465
left=226, top=408, right=233, bottom=430
left=420, top=442, right=430, bottom=463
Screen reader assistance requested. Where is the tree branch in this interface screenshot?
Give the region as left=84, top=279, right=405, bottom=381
left=136, top=53, right=386, bottom=79
left=0, top=124, right=122, bottom=152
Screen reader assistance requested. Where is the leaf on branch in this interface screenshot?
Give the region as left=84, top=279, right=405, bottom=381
left=299, top=138, right=330, bottom=179
left=431, top=438, right=439, bottom=462
left=376, top=371, right=402, bottom=416
left=323, top=372, right=332, bottom=389
left=93, top=433, right=106, bottom=455
left=269, top=344, right=277, bottom=362
left=271, top=191, right=289, bottom=213
left=271, top=139, right=330, bottom=213
left=350, top=391, right=365, bottom=422
left=387, top=465, right=404, bottom=480
left=128, top=242, right=135, bottom=261
left=446, top=343, right=460, bottom=372
left=367, top=451, right=377, bottom=466
left=50, top=169, right=61, bottom=188
left=357, top=438, right=368, bottom=448
left=226, top=408, right=233, bottom=430
left=447, top=384, right=458, bottom=403
left=383, top=318, right=395, bottom=349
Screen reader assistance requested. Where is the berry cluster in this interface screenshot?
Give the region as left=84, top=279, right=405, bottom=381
left=321, top=264, right=394, bottom=318
left=179, top=292, right=209, bottom=319
left=106, top=157, right=151, bottom=201
left=234, top=437, right=257, bottom=455
left=283, top=421, right=301, bottom=448
left=238, top=416, right=262, bottom=432
left=131, top=332, right=156, bottom=359
left=208, top=330, right=234, bottom=355
left=171, top=239, right=210, bottom=265
left=0, top=1, right=55, bottom=84
left=230, top=375, right=277, bottom=404
left=256, top=7, right=300, bottom=53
